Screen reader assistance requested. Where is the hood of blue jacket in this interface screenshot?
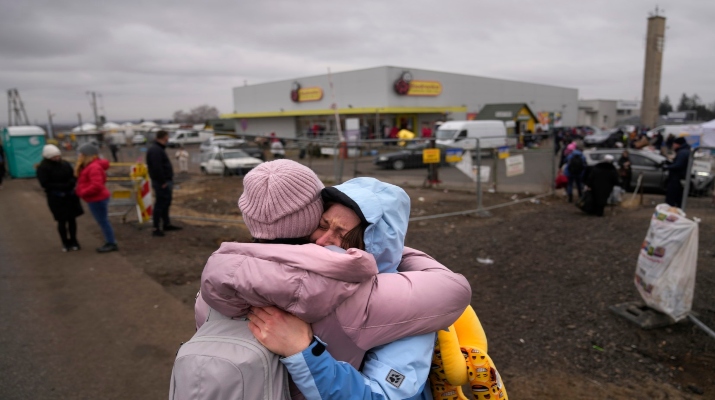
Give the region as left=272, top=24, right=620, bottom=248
left=324, top=178, right=410, bottom=273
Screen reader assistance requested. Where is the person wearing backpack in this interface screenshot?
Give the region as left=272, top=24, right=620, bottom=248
left=564, top=143, right=587, bottom=203
left=192, top=161, right=471, bottom=400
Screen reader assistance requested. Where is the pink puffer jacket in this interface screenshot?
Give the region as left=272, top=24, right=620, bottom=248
left=197, top=242, right=471, bottom=369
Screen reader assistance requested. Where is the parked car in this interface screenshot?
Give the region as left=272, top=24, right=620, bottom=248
left=168, top=130, right=212, bottom=147
left=199, top=136, right=245, bottom=152
left=131, top=134, right=147, bottom=145
left=583, top=148, right=714, bottom=195
left=375, top=143, right=461, bottom=170
left=584, top=128, right=624, bottom=148
left=200, top=149, right=263, bottom=175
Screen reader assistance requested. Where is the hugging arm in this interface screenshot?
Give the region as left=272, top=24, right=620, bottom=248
left=337, top=247, right=471, bottom=350
left=198, top=243, right=378, bottom=326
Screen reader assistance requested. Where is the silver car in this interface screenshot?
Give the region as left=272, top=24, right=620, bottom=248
left=583, top=149, right=714, bottom=195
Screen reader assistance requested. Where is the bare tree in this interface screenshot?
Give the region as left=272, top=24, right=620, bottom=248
left=173, top=105, right=220, bottom=123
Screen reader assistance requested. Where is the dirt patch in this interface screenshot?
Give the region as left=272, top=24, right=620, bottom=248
left=109, top=174, right=715, bottom=399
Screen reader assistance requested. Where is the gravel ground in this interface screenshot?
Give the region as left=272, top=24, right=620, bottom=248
left=111, top=174, right=714, bottom=399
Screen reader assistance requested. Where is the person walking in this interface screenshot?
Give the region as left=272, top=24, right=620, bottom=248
left=74, top=143, right=118, bottom=253
left=584, top=154, right=620, bottom=216
left=37, top=144, right=84, bottom=251
left=108, top=142, right=119, bottom=162
left=146, top=130, right=181, bottom=237
left=564, top=143, right=587, bottom=203
left=269, top=133, right=285, bottom=159
left=618, top=150, right=633, bottom=192
left=663, top=137, right=691, bottom=208
left=175, top=145, right=189, bottom=173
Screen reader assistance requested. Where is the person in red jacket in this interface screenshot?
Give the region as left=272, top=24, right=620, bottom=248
left=74, top=143, right=118, bottom=253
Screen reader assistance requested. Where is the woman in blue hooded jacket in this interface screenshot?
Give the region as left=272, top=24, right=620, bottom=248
left=249, top=177, right=439, bottom=399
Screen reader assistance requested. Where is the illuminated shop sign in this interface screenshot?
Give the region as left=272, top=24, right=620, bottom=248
left=393, top=71, right=442, bottom=97
left=290, top=82, right=324, bottom=102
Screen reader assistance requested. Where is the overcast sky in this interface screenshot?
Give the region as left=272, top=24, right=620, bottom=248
left=1, top=0, right=713, bottom=125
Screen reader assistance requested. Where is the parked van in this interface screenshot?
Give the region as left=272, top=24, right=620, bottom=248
left=168, top=130, right=212, bottom=147
left=436, top=120, right=507, bottom=150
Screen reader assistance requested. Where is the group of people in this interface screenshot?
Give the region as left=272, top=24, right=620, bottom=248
left=174, top=159, right=480, bottom=399
left=559, top=135, right=692, bottom=216
left=37, top=129, right=184, bottom=251
left=37, top=143, right=118, bottom=252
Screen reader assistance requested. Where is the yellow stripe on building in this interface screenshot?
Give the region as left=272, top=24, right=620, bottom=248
left=221, top=106, right=467, bottom=119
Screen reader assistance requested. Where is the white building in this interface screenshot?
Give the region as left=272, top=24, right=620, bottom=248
left=578, top=99, right=642, bottom=129
left=223, top=66, right=579, bottom=138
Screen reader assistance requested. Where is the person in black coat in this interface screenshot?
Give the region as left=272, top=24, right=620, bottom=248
left=617, top=150, right=632, bottom=192
left=584, top=154, right=620, bottom=216
left=36, top=144, right=84, bottom=251
left=663, top=137, right=691, bottom=208
left=146, top=130, right=181, bottom=237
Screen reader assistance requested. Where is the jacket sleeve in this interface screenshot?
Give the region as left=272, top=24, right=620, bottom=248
left=281, top=333, right=434, bottom=400
left=200, top=244, right=378, bottom=323
left=75, top=167, right=105, bottom=199
left=336, top=247, right=471, bottom=350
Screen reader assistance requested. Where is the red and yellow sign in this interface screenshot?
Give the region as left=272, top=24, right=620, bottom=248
left=297, top=87, right=323, bottom=102
left=406, top=81, right=442, bottom=96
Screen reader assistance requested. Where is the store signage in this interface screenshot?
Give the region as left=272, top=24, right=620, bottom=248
left=393, top=71, right=442, bottom=96
left=422, top=148, right=441, bottom=164
left=290, top=82, right=324, bottom=102
left=495, top=111, right=513, bottom=118
left=497, top=146, right=510, bottom=159
left=445, top=148, right=463, bottom=163
left=505, top=155, right=525, bottom=177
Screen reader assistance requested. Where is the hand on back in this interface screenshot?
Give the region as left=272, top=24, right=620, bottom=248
left=248, top=306, right=313, bottom=357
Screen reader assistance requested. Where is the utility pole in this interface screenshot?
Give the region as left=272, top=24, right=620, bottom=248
left=78, top=113, right=83, bottom=132
left=87, top=91, right=99, bottom=129
left=47, top=110, right=55, bottom=139
left=7, top=88, right=30, bottom=126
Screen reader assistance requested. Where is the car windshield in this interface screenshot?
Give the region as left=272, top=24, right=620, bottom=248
left=436, top=129, right=458, bottom=140
left=222, top=150, right=250, bottom=159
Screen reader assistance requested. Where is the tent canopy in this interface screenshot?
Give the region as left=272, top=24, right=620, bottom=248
left=72, top=123, right=97, bottom=133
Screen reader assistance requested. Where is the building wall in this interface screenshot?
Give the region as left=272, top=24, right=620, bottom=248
left=233, top=66, right=579, bottom=122
left=236, top=117, right=296, bottom=138
left=232, top=66, right=579, bottom=134
left=578, top=100, right=618, bottom=128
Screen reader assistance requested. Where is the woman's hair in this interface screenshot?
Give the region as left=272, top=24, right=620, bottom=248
left=74, top=154, right=98, bottom=177
left=341, top=223, right=367, bottom=250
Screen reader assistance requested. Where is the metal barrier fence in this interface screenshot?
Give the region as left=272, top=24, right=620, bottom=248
left=271, top=135, right=557, bottom=216
left=100, top=134, right=558, bottom=221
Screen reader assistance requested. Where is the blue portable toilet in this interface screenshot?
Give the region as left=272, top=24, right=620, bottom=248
left=1, top=126, right=46, bottom=178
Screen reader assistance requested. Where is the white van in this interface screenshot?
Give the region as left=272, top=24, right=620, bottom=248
left=436, top=121, right=507, bottom=150
left=168, top=130, right=213, bottom=147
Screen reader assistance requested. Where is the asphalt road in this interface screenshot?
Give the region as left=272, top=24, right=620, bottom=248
left=0, top=179, right=196, bottom=399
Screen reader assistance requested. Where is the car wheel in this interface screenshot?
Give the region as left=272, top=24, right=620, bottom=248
left=200, top=167, right=208, bottom=175
left=392, top=160, right=406, bottom=170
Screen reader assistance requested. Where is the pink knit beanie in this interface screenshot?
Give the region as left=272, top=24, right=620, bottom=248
left=238, top=159, right=324, bottom=240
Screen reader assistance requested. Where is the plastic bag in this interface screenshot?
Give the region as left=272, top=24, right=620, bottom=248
left=634, top=204, right=699, bottom=321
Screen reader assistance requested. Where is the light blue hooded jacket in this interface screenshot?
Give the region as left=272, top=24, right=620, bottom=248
left=282, top=178, right=434, bottom=400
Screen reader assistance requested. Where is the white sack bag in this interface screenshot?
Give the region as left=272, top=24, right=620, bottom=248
left=635, top=204, right=699, bottom=321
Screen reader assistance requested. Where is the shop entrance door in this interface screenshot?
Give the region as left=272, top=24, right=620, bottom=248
left=395, top=115, right=417, bottom=132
